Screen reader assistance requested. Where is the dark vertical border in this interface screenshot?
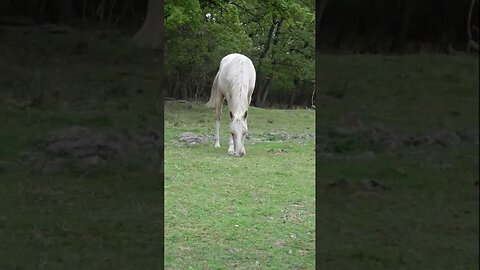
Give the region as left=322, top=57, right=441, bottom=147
left=159, top=0, right=165, bottom=265
left=315, top=0, right=321, bottom=269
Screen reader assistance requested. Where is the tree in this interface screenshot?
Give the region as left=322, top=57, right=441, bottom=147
left=164, top=0, right=252, bottom=99
left=467, top=0, right=479, bottom=52
left=244, top=0, right=314, bottom=107
left=52, top=0, right=73, bottom=25
left=318, top=0, right=329, bottom=27
left=390, top=1, right=416, bottom=53
left=162, top=0, right=314, bottom=107
left=131, top=0, right=163, bottom=50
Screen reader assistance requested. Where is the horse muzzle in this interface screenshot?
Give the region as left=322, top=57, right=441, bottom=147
left=234, top=150, right=245, bottom=157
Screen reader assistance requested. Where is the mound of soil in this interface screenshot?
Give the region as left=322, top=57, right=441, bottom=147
left=20, top=126, right=162, bottom=173
left=174, top=130, right=314, bottom=146
left=317, top=119, right=478, bottom=160
left=327, top=120, right=478, bottom=149
left=263, top=130, right=314, bottom=141
left=175, top=132, right=212, bottom=146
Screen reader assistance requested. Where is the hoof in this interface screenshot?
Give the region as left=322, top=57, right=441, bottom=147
left=227, top=150, right=235, bottom=156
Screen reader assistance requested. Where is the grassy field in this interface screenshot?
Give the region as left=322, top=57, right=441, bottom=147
left=0, top=27, right=478, bottom=269
left=317, top=54, right=479, bottom=269
left=164, top=101, right=315, bottom=269
left=0, top=29, right=163, bottom=269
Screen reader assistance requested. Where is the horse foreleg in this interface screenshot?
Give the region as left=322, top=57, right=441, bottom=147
left=214, top=97, right=223, bottom=148
left=227, top=135, right=234, bottom=155
left=214, top=119, right=221, bottom=148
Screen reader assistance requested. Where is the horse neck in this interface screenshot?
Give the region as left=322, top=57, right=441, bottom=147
left=229, top=85, right=248, bottom=116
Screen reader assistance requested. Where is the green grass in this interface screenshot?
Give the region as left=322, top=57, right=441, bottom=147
left=0, top=29, right=163, bottom=160
left=0, top=171, right=162, bottom=269
left=0, top=27, right=478, bottom=269
left=164, top=102, right=315, bottom=269
left=317, top=54, right=479, bottom=269
left=0, top=30, right=163, bottom=269
left=317, top=54, right=479, bottom=132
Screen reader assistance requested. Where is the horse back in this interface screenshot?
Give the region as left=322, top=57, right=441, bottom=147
left=217, top=53, right=256, bottom=96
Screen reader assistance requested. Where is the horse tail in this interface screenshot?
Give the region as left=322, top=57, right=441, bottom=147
left=205, top=94, right=216, bottom=108
left=206, top=73, right=219, bottom=108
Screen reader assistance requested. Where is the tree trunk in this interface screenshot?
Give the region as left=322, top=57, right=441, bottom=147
left=272, top=19, right=283, bottom=48
left=318, top=0, right=329, bottom=28
left=181, top=82, right=187, bottom=100
left=53, top=0, right=73, bottom=25
left=96, top=0, right=107, bottom=24
left=260, top=79, right=271, bottom=106
left=311, top=87, right=315, bottom=109
left=255, top=17, right=281, bottom=105
left=254, top=73, right=272, bottom=108
left=467, top=0, right=477, bottom=52
left=132, top=0, right=163, bottom=50
left=254, top=76, right=265, bottom=107
left=254, top=17, right=284, bottom=107
left=82, top=0, right=87, bottom=27
left=334, top=27, right=343, bottom=49
left=260, top=18, right=278, bottom=59
left=288, top=91, right=296, bottom=108
left=107, top=0, right=119, bottom=26
left=391, top=1, right=415, bottom=53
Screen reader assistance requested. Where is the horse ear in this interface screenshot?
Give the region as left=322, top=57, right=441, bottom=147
left=243, top=111, right=248, bottom=119
left=229, top=111, right=233, bottom=119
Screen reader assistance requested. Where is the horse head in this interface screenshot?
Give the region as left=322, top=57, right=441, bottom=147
left=230, top=110, right=248, bottom=157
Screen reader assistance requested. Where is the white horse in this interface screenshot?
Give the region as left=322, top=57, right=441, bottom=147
left=206, top=53, right=256, bottom=157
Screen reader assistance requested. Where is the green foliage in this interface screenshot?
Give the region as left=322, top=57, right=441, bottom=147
left=165, top=0, right=202, bottom=30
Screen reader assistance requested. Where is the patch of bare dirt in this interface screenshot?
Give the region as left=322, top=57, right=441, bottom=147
left=174, top=132, right=212, bottom=146
left=326, top=179, right=392, bottom=195
left=173, top=130, right=314, bottom=146
left=20, top=126, right=162, bottom=173
left=317, top=118, right=478, bottom=160
left=329, top=120, right=476, bottom=148
left=318, top=151, right=376, bottom=161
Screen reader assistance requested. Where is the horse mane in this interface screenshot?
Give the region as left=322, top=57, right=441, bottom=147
left=227, top=61, right=250, bottom=117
